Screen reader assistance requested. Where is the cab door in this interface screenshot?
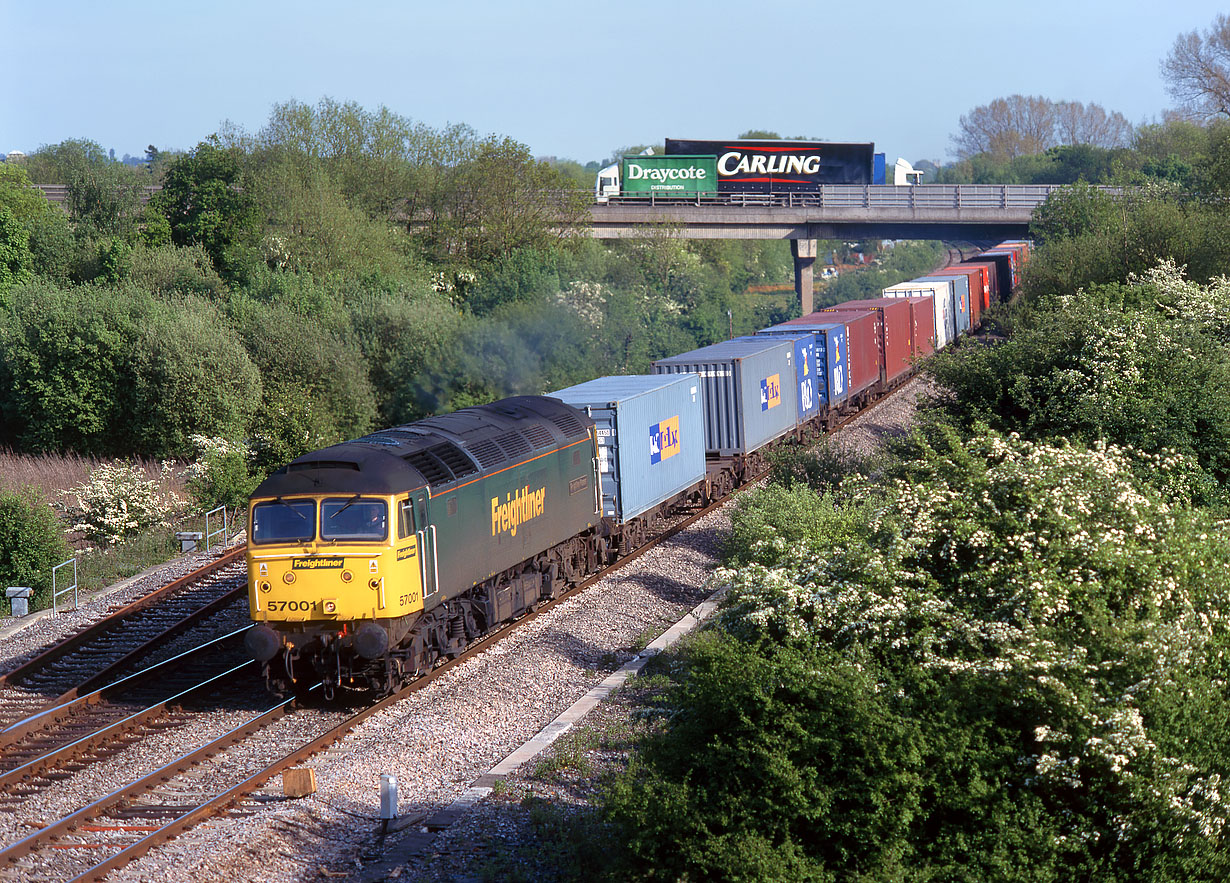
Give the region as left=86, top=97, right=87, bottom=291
left=413, top=491, right=439, bottom=602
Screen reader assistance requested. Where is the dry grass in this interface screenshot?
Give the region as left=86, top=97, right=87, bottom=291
left=0, top=448, right=187, bottom=507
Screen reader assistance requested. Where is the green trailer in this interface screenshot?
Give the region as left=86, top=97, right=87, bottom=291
left=620, top=154, right=717, bottom=196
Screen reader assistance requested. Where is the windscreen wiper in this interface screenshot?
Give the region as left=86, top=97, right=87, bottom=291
left=275, top=497, right=309, bottom=521
left=329, top=494, right=362, bottom=520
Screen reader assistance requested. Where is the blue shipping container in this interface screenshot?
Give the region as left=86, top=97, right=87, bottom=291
left=549, top=374, right=706, bottom=522
left=758, top=321, right=848, bottom=407
left=653, top=337, right=799, bottom=455
left=733, top=334, right=818, bottom=423
left=915, top=274, right=970, bottom=336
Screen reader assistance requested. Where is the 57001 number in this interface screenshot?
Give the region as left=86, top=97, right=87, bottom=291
left=266, top=600, right=317, bottom=612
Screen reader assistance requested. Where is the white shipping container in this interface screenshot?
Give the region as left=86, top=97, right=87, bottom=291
left=882, top=280, right=956, bottom=349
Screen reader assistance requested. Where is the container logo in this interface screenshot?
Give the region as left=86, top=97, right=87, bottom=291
left=760, top=374, right=781, bottom=411
left=491, top=485, right=546, bottom=538
left=650, top=416, right=681, bottom=464
left=800, top=378, right=814, bottom=412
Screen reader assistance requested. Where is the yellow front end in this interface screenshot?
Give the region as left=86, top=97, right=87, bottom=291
left=246, top=494, right=426, bottom=629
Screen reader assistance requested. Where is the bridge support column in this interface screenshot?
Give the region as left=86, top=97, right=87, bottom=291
left=792, top=238, right=817, bottom=315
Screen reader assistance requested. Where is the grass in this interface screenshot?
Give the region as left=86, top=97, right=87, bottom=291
left=0, top=447, right=185, bottom=510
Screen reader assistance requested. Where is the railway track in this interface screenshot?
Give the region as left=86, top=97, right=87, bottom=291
left=0, top=479, right=748, bottom=881
left=0, top=629, right=258, bottom=810
left=0, top=549, right=248, bottom=732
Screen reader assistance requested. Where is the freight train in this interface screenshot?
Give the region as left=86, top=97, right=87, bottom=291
left=595, top=139, right=893, bottom=201
left=244, top=241, right=1031, bottom=697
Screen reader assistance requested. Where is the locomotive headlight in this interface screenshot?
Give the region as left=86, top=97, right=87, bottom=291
left=283, top=571, right=296, bottom=585
left=369, top=577, right=381, bottom=590
left=322, top=599, right=338, bottom=614
left=341, top=570, right=353, bottom=583
left=258, top=580, right=271, bottom=593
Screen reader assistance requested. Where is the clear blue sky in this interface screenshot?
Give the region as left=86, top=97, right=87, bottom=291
left=3, top=0, right=1226, bottom=166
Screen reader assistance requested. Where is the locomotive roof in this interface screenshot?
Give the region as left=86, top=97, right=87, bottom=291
left=252, top=395, right=593, bottom=498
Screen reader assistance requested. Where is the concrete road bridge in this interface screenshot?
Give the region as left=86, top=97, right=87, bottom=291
left=590, top=184, right=1078, bottom=312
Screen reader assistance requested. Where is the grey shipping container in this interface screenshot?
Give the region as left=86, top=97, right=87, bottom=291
left=549, top=374, right=705, bottom=522
left=653, top=337, right=799, bottom=456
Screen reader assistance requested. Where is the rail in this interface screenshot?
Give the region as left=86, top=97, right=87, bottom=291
left=594, top=184, right=1113, bottom=210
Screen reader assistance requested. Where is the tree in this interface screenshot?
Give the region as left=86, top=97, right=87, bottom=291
left=418, top=136, right=591, bottom=267
left=0, top=163, right=80, bottom=281
left=1163, top=14, right=1230, bottom=119
left=1053, top=100, right=1133, bottom=148
left=953, top=95, right=1058, bottom=160
left=0, top=207, right=34, bottom=298
left=150, top=138, right=263, bottom=277
left=0, top=282, right=262, bottom=457
left=952, top=96, right=1133, bottom=161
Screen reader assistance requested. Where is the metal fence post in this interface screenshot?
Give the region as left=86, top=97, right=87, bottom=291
left=205, top=505, right=227, bottom=550
left=52, top=557, right=78, bottom=613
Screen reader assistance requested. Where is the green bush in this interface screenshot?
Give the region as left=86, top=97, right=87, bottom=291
left=649, top=427, right=1230, bottom=881
left=923, top=267, right=1230, bottom=497
left=0, top=281, right=262, bottom=457
left=0, top=487, right=71, bottom=609
left=127, top=242, right=227, bottom=299
left=724, top=483, right=863, bottom=567
left=226, top=296, right=377, bottom=444
left=185, top=436, right=258, bottom=511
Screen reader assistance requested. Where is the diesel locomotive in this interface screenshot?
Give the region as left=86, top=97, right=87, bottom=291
left=244, top=396, right=605, bottom=696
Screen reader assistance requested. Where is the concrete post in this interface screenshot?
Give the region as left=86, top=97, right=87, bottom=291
left=792, top=238, right=818, bottom=315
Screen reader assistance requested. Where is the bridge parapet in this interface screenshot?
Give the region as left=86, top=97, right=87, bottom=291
left=588, top=184, right=1115, bottom=242
left=597, top=183, right=1078, bottom=211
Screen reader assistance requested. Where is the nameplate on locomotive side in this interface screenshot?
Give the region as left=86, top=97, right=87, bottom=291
left=292, top=557, right=345, bottom=570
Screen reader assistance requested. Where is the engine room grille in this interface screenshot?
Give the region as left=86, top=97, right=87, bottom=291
left=430, top=443, right=478, bottom=480
left=466, top=439, right=505, bottom=469
left=403, top=443, right=481, bottom=488
left=495, top=431, right=533, bottom=460
left=550, top=411, right=586, bottom=438
left=403, top=450, right=452, bottom=486
left=523, top=424, right=555, bottom=449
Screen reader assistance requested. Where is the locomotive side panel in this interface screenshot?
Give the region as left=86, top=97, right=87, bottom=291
left=424, top=433, right=599, bottom=606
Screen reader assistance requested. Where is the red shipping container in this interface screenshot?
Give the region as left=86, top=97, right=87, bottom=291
left=827, top=299, right=913, bottom=384
left=996, top=240, right=1031, bottom=265
left=784, top=309, right=879, bottom=397
left=961, top=260, right=999, bottom=307
left=856, top=295, right=934, bottom=359
left=929, top=266, right=987, bottom=328
left=904, top=296, right=935, bottom=357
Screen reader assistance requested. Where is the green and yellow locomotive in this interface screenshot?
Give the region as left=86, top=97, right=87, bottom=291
left=244, top=396, right=602, bottom=695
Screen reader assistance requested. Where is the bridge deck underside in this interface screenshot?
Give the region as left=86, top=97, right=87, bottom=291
left=590, top=207, right=1031, bottom=241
